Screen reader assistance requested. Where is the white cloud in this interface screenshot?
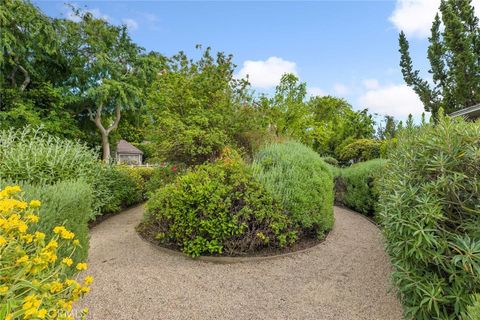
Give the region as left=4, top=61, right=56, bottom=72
left=333, top=83, right=349, bottom=95
left=307, top=87, right=326, bottom=97
left=236, top=56, right=297, bottom=89
left=122, top=18, right=138, bottom=31
left=358, top=83, right=424, bottom=118
left=390, top=0, right=480, bottom=38
left=362, top=79, right=380, bottom=90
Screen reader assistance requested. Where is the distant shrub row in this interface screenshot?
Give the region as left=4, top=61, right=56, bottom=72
left=334, top=159, right=387, bottom=217
left=141, top=142, right=334, bottom=257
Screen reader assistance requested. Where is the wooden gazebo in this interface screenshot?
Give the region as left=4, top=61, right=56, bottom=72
left=115, top=140, right=143, bottom=165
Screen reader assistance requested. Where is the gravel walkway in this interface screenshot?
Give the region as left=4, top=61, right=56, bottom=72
left=77, top=205, right=403, bottom=320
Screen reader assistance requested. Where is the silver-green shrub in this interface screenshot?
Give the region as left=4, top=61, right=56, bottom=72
left=378, top=115, right=480, bottom=319
left=0, top=127, right=99, bottom=184
left=253, top=141, right=334, bottom=237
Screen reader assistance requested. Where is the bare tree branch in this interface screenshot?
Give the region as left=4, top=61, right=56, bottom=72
left=18, top=64, right=30, bottom=92
left=106, top=105, right=121, bottom=134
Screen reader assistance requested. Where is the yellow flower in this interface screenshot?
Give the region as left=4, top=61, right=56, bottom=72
left=5, top=314, right=12, bottom=320
left=84, top=276, right=94, bottom=285
left=73, top=239, right=80, bottom=246
left=49, top=281, right=63, bottom=294
left=0, top=235, right=6, bottom=246
left=34, top=231, right=45, bottom=241
left=37, top=309, right=47, bottom=319
left=76, top=263, right=88, bottom=271
left=21, top=234, right=33, bottom=243
left=29, top=199, right=41, bottom=208
left=53, top=226, right=65, bottom=234
left=16, top=255, right=29, bottom=265
left=25, top=214, right=39, bottom=223
left=62, top=257, right=73, bottom=267
left=0, top=285, right=8, bottom=294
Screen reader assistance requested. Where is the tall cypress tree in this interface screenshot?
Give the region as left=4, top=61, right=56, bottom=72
left=398, top=0, right=480, bottom=119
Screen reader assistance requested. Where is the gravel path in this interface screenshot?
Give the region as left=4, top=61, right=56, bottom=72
left=77, top=205, right=403, bottom=320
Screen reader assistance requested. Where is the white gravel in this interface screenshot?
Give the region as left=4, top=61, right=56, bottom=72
left=76, top=205, right=404, bottom=320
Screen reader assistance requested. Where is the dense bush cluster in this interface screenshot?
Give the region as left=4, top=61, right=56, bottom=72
left=253, top=141, right=334, bottom=236
left=141, top=143, right=335, bottom=257
left=338, top=138, right=381, bottom=163
left=0, top=186, right=91, bottom=320
left=141, top=151, right=296, bottom=257
left=378, top=116, right=480, bottom=319
left=334, top=159, right=386, bottom=217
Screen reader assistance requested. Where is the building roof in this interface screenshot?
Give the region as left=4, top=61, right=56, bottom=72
left=116, top=140, right=143, bottom=155
left=450, top=103, right=480, bottom=120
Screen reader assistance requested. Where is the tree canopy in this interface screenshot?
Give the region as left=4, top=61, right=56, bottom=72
left=399, top=0, right=480, bottom=118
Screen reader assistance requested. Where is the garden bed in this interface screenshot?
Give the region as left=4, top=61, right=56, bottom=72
left=137, top=221, right=328, bottom=262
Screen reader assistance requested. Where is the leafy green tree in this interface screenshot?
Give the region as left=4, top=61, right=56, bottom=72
left=146, top=47, right=250, bottom=165
left=266, top=74, right=310, bottom=139
left=63, top=8, right=149, bottom=161
left=0, top=0, right=58, bottom=91
left=307, top=96, right=375, bottom=157
left=399, top=0, right=480, bottom=118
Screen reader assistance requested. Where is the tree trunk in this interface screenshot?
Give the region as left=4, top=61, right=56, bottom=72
left=101, top=131, right=111, bottom=162
left=89, top=103, right=122, bottom=162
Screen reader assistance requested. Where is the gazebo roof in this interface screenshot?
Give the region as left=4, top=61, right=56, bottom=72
left=116, top=140, right=143, bottom=155
left=450, top=103, right=480, bottom=120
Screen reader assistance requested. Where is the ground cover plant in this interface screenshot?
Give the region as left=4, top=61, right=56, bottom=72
left=140, top=149, right=297, bottom=257
left=378, top=115, right=480, bottom=319
left=253, top=141, right=334, bottom=237
left=0, top=185, right=92, bottom=319
left=334, top=159, right=386, bottom=217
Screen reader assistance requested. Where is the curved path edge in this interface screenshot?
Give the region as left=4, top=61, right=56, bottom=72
left=77, top=205, right=404, bottom=320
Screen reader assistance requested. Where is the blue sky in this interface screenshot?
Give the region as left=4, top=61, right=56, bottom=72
left=34, top=0, right=460, bottom=120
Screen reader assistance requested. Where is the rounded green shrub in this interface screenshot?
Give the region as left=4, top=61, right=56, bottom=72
left=141, top=155, right=297, bottom=257
left=253, top=141, right=334, bottom=236
left=338, top=138, right=381, bottom=163
left=320, top=156, right=339, bottom=167
left=378, top=116, right=480, bottom=319
left=335, top=159, right=386, bottom=217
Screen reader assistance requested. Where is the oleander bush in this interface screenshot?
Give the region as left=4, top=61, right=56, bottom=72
left=378, top=115, right=480, bottom=319
left=0, top=186, right=92, bottom=320
left=335, top=159, right=387, bottom=217
left=253, top=141, right=334, bottom=237
left=140, top=150, right=297, bottom=257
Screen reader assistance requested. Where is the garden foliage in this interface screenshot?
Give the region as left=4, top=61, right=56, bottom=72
left=338, top=138, right=381, bottom=163
left=253, top=141, right=334, bottom=236
left=0, top=186, right=92, bottom=320
left=142, top=150, right=296, bottom=257
left=17, top=180, right=92, bottom=264
left=378, top=115, right=480, bottom=319
left=335, top=159, right=386, bottom=217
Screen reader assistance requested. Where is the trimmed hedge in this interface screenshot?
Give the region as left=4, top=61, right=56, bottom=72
left=378, top=116, right=480, bottom=319
left=335, top=159, right=386, bottom=217
left=141, top=155, right=296, bottom=257
left=253, top=141, right=334, bottom=236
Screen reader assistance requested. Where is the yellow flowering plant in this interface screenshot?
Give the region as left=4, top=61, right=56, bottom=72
left=0, top=186, right=92, bottom=319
